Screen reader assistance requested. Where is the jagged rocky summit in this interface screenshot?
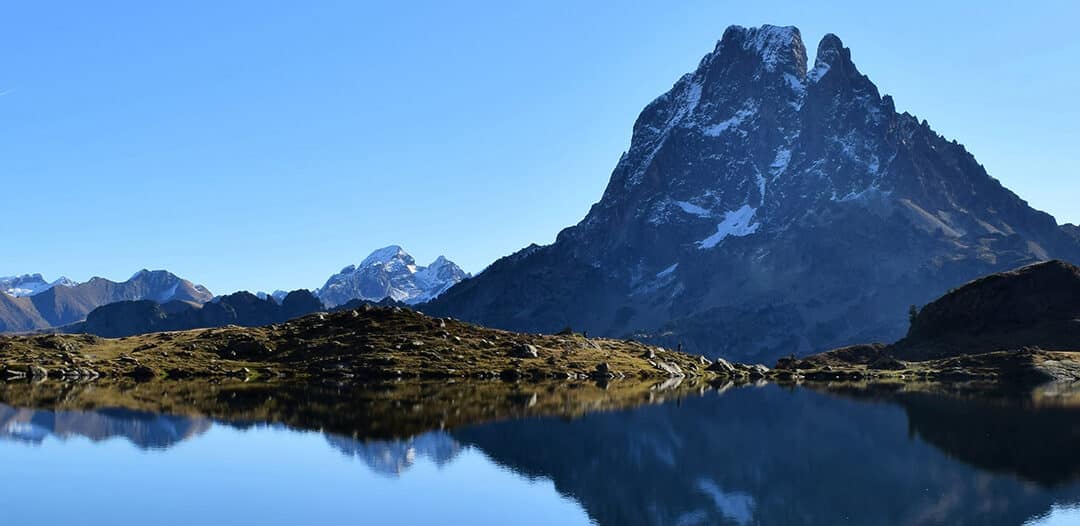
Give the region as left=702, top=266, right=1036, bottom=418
left=317, top=246, right=469, bottom=307
left=425, top=25, right=1080, bottom=362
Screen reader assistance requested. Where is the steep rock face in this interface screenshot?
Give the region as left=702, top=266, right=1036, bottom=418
left=0, top=293, right=48, bottom=333
left=1064, top=224, right=1080, bottom=244
left=0, top=269, right=212, bottom=332
left=892, top=260, right=1080, bottom=360
left=317, top=246, right=468, bottom=307
left=426, top=25, right=1080, bottom=361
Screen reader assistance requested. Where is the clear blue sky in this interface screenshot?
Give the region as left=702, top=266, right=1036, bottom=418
left=2, top=1, right=1077, bottom=294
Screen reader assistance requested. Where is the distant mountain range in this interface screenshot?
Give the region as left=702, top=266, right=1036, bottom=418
left=316, top=246, right=469, bottom=307
left=66, top=290, right=324, bottom=338
left=0, top=246, right=466, bottom=335
left=424, top=25, right=1080, bottom=362
left=0, top=274, right=78, bottom=297
left=0, top=270, right=213, bottom=333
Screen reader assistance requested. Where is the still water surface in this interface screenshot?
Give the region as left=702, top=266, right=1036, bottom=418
left=1, top=384, right=1078, bottom=525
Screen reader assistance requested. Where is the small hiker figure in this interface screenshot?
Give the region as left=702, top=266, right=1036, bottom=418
left=677, top=343, right=683, bottom=353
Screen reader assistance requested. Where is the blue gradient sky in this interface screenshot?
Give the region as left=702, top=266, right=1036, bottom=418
left=2, top=1, right=1077, bottom=294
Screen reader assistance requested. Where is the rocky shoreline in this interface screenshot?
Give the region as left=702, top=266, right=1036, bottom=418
left=5, top=258, right=1080, bottom=390
left=2, top=303, right=1077, bottom=390
left=771, top=345, right=1080, bottom=386
left=0, top=305, right=771, bottom=384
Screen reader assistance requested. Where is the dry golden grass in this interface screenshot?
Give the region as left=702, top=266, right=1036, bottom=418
left=0, top=306, right=726, bottom=383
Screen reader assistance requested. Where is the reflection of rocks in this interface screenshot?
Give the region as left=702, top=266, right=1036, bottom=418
left=453, top=386, right=1080, bottom=526
left=0, top=404, right=211, bottom=449
left=898, top=393, right=1080, bottom=487
left=0, top=380, right=1078, bottom=525
left=325, top=431, right=462, bottom=476
left=0, top=379, right=704, bottom=441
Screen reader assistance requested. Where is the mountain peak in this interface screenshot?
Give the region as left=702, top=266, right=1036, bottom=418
left=0, top=273, right=81, bottom=297
left=717, top=24, right=806, bottom=74
left=810, top=33, right=854, bottom=82
left=426, top=24, right=1080, bottom=364
left=129, top=269, right=151, bottom=281
left=318, top=248, right=468, bottom=307
left=816, top=33, right=844, bottom=58
left=361, top=245, right=413, bottom=267
left=51, top=276, right=77, bottom=288
left=428, top=255, right=454, bottom=268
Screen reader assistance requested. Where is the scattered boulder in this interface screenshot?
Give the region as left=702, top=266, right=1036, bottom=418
left=655, top=361, right=684, bottom=377
left=510, top=344, right=540, bottom=359
left=35, top=335, right=80, bottom=353
left=706, top=358, right=736, bottom=374
left=130, top=365, right=156, bottom=380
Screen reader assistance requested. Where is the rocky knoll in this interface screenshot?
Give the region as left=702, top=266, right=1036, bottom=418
left=894, top=259, right=1080, bottom=360
left=0, top=305, right=762, bottom=383
left=788, top=260, right=1080, bottom=384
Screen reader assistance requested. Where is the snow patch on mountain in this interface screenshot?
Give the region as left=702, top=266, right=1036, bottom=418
left=702, top=105, right=756, bottom=137
left=770, top=149, right=792, bottom=177
left=675, top=201, right=711, bottom=218
left=808, top=62, right=830, bottom=83
left=698, top=205, right=760, bottom=249
left=656, top=263, right=679, bottom=279
left=783, top=73, right=804, bottom=93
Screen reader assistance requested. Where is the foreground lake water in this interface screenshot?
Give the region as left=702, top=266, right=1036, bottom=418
left=1, top=382, right=1078, bottom=525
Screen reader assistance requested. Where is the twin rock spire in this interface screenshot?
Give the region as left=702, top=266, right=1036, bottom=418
left=711, top=24, right=857, bottom=84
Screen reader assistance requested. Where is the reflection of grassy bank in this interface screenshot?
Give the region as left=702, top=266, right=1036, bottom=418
left=776, top=346, right=1080, bottom=389
left=0, top=377, right=713, bottom=439
left=794, top=381, right=1080, bottom=487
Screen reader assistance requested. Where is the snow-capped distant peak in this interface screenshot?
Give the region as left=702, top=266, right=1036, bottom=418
left=361, top=245, right=413, bottom=267
left=0, top=273, right=80, bottom=297
left=317, top=247, right=469, bottom=307
left=51, top=276, right=78, bottom=288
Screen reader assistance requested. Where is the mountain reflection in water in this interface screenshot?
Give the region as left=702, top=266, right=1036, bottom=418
left=1, top=382, right=1079, bottom=526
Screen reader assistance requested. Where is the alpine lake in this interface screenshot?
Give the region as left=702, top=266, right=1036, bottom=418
left=1, top=377, right=1078, bottom=526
